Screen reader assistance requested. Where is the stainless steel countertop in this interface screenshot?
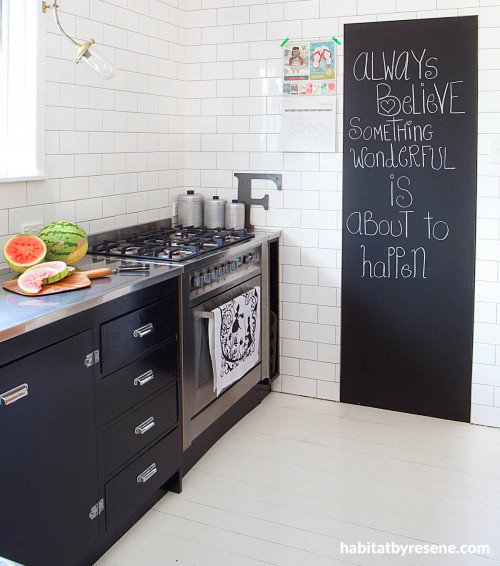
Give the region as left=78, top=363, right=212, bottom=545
left=0, top=257, right=183, bottom=343
left=0, top=228, right=281, bottom=345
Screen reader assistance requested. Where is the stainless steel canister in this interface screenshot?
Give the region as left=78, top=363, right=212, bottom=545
left=204, top=195, right=226, bottom=229
left=225, top=199, right=245, bottom=230
left=177, top=190, right=204, bottom=227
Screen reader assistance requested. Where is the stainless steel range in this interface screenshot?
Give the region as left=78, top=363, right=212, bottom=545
left=88, top=220, right=277, bottom=456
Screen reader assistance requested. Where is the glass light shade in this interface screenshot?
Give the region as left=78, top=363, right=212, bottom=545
left=79, top=44, right=116, bottom=80
left=46, top=4, right=117, bottom=80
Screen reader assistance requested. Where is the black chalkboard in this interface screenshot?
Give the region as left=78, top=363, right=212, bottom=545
left=340, top=16, right=477, bottom=422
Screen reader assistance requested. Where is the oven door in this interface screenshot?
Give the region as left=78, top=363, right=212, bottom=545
left=189, top=274, right=262, bottom=420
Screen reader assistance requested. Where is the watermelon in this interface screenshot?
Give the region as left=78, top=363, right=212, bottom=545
left=18, top=267, right=59, bottom=294
left=26, top=261, right=69, bottom=284
left=3, top=234, right=47, bottom=273
left=38, top=221, right=88, bottom=265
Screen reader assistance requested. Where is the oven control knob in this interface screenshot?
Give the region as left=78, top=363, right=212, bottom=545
left=211, top=269, right=218, bottom=281
left=254, top=252, right=260, bottom=262
left=195, top=275, right=203, bottom=288
left=218, top=266, right=225, bottom=278
left=204, top=272, right=211, bottom=284
left=231, top=261, right=237, bottom=272
left=246, top=253, right=254, bottom=264
left=225, top=263, right=231, bottom=274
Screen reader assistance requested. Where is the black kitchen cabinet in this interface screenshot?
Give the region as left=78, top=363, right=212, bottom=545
left=102, top=383, right=178, bottom=476
left=0, top=275, right=181, bottom=566
left=100, top=294, right=177, bottom=374
left=0, top=330, right=99, bottom=566
left=100, top=338, right=178, bottom=423
left=105, top=428, right=180, bottom=530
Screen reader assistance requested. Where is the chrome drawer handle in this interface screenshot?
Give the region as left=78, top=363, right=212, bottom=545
left=133, top=323, right=154, bottom=338
left=0, top=384, right=28, bottom=406
left=137, top=463, right=157, bottom=483
left=134, top=370, right=154, bottom=387
left=135, top=416, right=155, bottom=435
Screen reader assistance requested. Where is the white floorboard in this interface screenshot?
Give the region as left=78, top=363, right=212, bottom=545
left=95, top=393, right=500, bottom=566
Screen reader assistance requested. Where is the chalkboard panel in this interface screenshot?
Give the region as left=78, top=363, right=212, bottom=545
left=340, top=17, right=477, bottom=422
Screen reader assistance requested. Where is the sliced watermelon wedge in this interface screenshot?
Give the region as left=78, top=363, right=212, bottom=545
left=26, top=261, right=68, bottom=284
left=18, top=267, right=59, bottom=294
left=3, top=234, right=47, bottom=273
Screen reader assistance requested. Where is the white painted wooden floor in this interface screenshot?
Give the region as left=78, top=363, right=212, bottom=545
left=95, top=392, right=500, bottom=566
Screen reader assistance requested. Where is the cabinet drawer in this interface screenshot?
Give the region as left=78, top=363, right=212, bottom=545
left=100, top=295, right=177, bottom=374
left=105, top=428, right=180, bottom=530
left=103, top=385, right=178, bottom=475
left=101, top=339, right=178, bottom=424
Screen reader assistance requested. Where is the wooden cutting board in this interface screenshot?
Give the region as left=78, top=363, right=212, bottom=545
left=3, top=268, right=113, bottom=297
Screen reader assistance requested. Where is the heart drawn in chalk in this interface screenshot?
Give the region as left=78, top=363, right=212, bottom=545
left=378, top=98, right=398, bottom=115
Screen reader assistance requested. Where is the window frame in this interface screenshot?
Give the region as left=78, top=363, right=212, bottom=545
left=0, top=0, right=46, bottom=183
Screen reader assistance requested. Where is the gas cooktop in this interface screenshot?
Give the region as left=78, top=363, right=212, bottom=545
left=89, top=223, right=254, bottom=262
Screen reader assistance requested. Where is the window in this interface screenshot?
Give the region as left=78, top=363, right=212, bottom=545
left=0, top=0, right=45, bottom=181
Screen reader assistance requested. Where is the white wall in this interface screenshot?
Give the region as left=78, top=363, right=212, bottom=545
left=0, top=0, right=498, bottom=427
left=0, top=0, right=184, bottom=252
left=182, top=0, right=500, bottom=427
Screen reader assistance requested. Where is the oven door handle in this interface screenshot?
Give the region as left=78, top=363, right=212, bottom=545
left=194, top=311, right=214, bottom=320
left=194, top=309, right=216, bottom=392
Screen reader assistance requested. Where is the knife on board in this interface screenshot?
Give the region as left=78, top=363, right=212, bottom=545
left=77, top=263, right=151, bottom=277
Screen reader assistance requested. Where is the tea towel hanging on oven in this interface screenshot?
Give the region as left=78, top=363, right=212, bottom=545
left=208, top=286, right=260, bottom=397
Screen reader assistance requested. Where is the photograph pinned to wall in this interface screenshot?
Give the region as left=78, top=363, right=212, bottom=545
left=283, top=42, right=310, bottom=81
left=283, top=39, right=336, bottom=95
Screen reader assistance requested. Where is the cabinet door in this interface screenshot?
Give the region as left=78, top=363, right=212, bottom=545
left=0, top=330, right=99, bottom=566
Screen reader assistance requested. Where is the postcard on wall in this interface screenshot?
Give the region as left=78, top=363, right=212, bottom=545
left=310, top=40, right=336, bottom=81
left=280, top=95, right=336, bottom=152
left=283, top=42, right=310, bottom=82
left=283, top=39, right=336, bottom=95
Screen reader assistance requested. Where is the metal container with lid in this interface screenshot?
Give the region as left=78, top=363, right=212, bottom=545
left=177, top=190, right=204, bottom=227
left=204, top=196, right=226, bottom=229
left=225, top=199, right=245, bottom=230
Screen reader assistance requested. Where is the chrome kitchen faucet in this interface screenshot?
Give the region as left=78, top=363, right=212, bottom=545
left=234, top=173, right=282, bottom=230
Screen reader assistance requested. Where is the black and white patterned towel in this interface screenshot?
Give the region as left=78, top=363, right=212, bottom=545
left=208, top=286, right=261, bottom=397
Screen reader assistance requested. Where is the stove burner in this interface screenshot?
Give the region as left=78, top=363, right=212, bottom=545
left=90, top=225, right=254, bottom=262
left=158, top=247, right=197, bottom=260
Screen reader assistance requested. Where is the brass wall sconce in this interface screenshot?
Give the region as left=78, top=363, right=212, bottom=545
left=42, top=2, right=116, bottom=79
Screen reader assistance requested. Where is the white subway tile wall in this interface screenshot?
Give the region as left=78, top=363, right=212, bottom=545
left=0, top=0, right=499, bottom=427
left=0, top=0, right=184, bottom=255
left=182, top=0, right=500, bottom=426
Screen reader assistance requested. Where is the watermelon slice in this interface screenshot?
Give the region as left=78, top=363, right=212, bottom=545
left=3, top=234, right=47, bottom=273
left=18, top=267, right=59, bottom=294
left=26, top=261, right=68, bottom=284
